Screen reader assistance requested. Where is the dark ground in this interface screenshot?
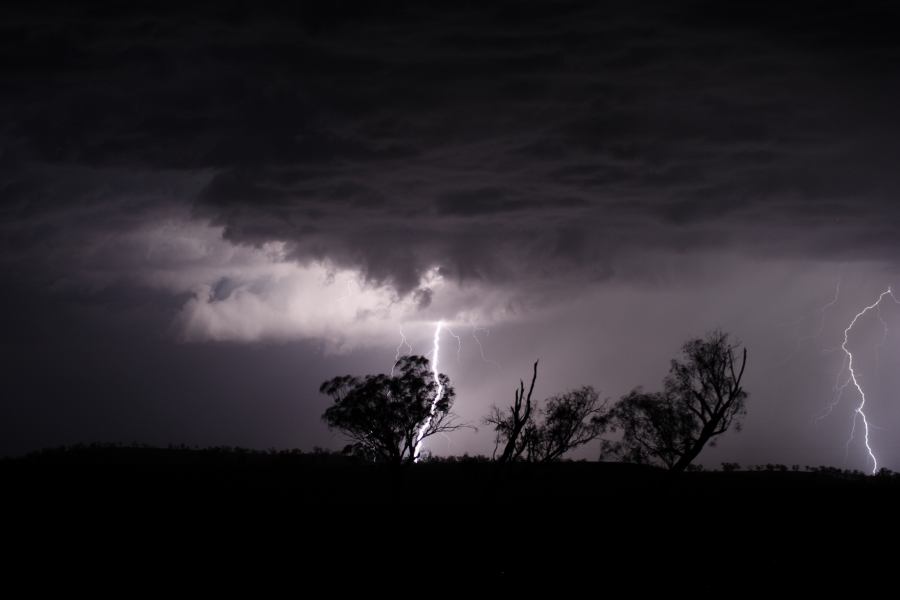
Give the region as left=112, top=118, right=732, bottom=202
left=3, top=446, right=897, bottom=591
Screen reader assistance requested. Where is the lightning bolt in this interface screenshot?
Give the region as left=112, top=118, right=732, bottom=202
left=817, top=354, right=850, bottom=423
left=393, top=320, right=501, bottom=460
left=414, top=320, right=445, bottom=460
left=391, top=327, right=413, bottom=376
left=830, top=287, right=900, bottom=474
left=472, top=327, right=501, bottom=368
left=445, top=326, right=463, bottom=362
left=816, top=277, right=842, bottom=338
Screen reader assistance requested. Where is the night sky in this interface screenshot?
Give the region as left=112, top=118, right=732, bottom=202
left=5, top=0, right=900, bottom=471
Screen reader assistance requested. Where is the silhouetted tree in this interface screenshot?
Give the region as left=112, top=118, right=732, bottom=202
left=319, top=355, right=465, bottom=464
left=486, top=362, right=608, bottom=462
left=486, top=361, right=538, bottom=462
left=522, top=386, right=609, bottom=462
left=606, top=330, right=748, bottom=471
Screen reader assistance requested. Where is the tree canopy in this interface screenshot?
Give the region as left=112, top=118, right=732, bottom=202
left=606, top=330, right=748, bottom=471
left=524, top=386, right=609, bottom=462
left=319, top=355, right=464, bottom=464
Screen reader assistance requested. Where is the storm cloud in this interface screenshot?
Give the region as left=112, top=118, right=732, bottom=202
left=7, top=1, right=900, bottom=296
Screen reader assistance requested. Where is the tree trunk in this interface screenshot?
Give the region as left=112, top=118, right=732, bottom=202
left=671, top=421, right=717, bottom=472
left=671, top=443, right=704, bottom=472
left=497, top=361, right=538, bottom=463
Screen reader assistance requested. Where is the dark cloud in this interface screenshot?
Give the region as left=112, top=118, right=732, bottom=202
left=5, top=2, right=900, bottom=294
left=5, top=1, right=900, bottom=290
left=433, top=187, right=578, bottom=216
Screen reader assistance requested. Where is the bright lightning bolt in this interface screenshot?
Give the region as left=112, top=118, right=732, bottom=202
left=393, top=319, right=502, bottom=461
left=833, top=287, right=900, bottom=474
left=414, top=320, right=445, bottom=461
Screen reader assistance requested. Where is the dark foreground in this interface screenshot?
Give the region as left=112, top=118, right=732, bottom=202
left=4, top=446, right=898, bottom=591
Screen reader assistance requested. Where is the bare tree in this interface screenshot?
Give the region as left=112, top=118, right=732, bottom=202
left=486, top=361, right=538, bottom=462
left=486, top=363, right=609, bottom=462
left=607, top=330, right=748, bottom=471
left=320, top=355, right=467, bottom=464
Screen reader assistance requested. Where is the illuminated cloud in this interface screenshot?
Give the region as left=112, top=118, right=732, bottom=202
left=111, top=219, right=522, bottom=351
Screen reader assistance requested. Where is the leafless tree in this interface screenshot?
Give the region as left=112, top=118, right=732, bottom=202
left=486, top=361, right=538, bottom=462
left=486, top=362, right=609, bottom=462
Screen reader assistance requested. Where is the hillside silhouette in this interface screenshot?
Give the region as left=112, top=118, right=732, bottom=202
left=4, top=444, right=900, bottom=591
left=6, top=443, right=900, bottom=500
